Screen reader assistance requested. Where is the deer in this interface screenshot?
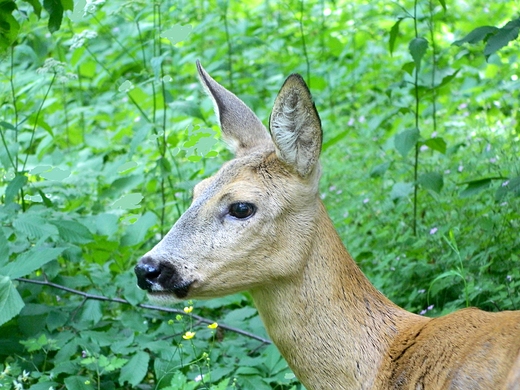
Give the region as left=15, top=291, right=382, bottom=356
left=134, top=61, right=520, bottom=390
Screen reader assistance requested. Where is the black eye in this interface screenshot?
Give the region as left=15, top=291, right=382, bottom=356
left=228, top=202, right=256, bottom=219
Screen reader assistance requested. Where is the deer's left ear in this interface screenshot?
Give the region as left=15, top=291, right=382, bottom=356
left=269, top=74, right=322, bottom=178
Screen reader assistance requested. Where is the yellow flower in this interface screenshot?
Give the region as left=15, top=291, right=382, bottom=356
left=183, top=306, right=193, bottom=314
left=207, top=322, right=218, bottom=329
left=183, top=331, right=196, bottom=340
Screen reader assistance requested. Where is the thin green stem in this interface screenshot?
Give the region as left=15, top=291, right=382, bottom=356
left=222, top=0, right=233, bottom=90
left=299, top=0, right=311, bottom=87
left=412, top=0, right=420, bottom=236
left=22, top=73, right=57, bottom=172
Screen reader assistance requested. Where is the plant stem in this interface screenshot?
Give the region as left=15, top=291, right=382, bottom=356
left=299, top=0, right=311, bottom=87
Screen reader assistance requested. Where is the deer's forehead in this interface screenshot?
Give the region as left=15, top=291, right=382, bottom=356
left=193, top=152, right=288, bottom=200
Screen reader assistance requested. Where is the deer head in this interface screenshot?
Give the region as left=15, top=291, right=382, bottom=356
left=134, top=62, right=322, bottom=302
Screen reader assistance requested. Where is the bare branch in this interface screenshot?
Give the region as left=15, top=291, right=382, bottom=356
left=15, top=277, right=272, bottom=345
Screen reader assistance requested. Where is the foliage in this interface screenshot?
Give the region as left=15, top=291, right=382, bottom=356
left=1, top=0, right=519, bottom=388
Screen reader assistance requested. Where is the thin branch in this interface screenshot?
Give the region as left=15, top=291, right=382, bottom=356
left=15, top=277, right=271, bottom=345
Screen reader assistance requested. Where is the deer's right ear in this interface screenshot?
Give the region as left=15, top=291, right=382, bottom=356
left=196, top=61, right=272, bottom=157
left=269, top=74, right=322, bottom=178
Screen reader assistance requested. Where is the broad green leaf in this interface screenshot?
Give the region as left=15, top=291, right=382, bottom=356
left=394, top=128, right=420, bottom=157
left=28, top=382, right=61, bottom=390
left=433, top=69, right=461, bottom=90
left=389, top=18, right=404, bottom=56
left=64, top=376, right=95, bottom=390
left=484, top=19, right=520, bottom=56
left=0, top=0, right=20, bottom=52
left=40, top=167, right=71, bottom=181
left=0, top=275, right=25, bottom=326
left=169, top=101, right=205, bottom=120
left=50, top=219, right=94, bottom=244
left=0, top=247, right=65, bottom=279
left=5, top=174, right=27, bottom=204
left=418, top=172, right=444, bottom=193
left=120, top=211, right=158, bottom=247
left=424, top=137, right=447, bottom=154
left=43, top=0, right=65, bottom=33
left=390, top=182, right=414, bottom=200
left=459, top=178, right=498, bottom=198
left=161, top=24, right=193, bottom=45
left=119, top=351, right=150, bottom=387
left=437, top=0, right=446, bottom=11
left=79, top=300, right=102, bottom=324
left=370, top=162, right=391, bottom=178
left=113, top=193, right=143, bottom=209
left=408, top=37, right=428, bottom=70
left=25, top=0, right=43, bottom=16
left=0, top=228, right=8, bottom=264
left=453, top=26, right=499, bottom=46
left=69, top=0, right=86, bottom=22
left=62, top=0, right=74, bottom=11
left=119, top=80, right=134, bottom=93
left=13, top=214, right=59, bottom=239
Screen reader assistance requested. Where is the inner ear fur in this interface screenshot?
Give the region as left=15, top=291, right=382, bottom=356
left=269, top=74, right=322, bottom=178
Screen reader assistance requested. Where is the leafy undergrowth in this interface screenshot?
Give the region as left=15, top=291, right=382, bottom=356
left=1, top=0, right=519, bottom=389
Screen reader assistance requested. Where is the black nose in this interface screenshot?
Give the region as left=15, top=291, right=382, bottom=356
left=134, top=257, right=161, bottom=291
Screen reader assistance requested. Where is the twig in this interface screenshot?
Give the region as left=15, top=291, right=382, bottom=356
left=15, top=277, right=272, bottom=345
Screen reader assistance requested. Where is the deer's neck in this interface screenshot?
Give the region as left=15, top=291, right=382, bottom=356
left=251, top=201, right=424, bottom=390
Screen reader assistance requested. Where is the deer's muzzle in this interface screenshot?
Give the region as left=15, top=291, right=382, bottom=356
left=134, top=256, right=192, bottom=299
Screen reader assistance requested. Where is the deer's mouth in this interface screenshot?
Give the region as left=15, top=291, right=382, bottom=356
left=147, top=280, right=194, bottom=300
left=135, top=257, right=195, bottom=300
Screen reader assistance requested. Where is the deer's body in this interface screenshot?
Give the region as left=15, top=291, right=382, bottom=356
left=135, top=63, right=520, bottom=389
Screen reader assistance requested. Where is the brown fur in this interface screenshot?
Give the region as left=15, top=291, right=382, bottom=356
left=135, top=62, right=520, bottom=390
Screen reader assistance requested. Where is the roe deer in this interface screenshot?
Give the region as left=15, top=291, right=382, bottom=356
left=135, top=62, right=520, bottom=390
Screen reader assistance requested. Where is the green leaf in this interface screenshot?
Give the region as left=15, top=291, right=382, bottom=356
left=28, top=382, right=61, bottom=390
left=64, top=376, right=95, bottom=390
left=0, top=0, right=20, bottom=52
left=50, top=220, right=94, bottom=244
left=39, top=167, right=71, bottom=181
left=0, top=247, right=65, bottom=279
left=390, top=182, right=414, bottom=200
left=389, top=18, right=404, bottom=56
left=433, top=69, right=461, bottom=90
left=453, top=26, right=499, bottom=46
left=120, top=211, right=158, bottom=247
left=24, top=0, right=42, bottom=17
left=79, top=300, right=102, bottom=324
left=408, top=37, right=428, bottom=71
left=13, top=214, right=59, bottom=239
left=119, top=351, right=150, bottom=387
left=169, top=100, right=205, bottom=120
left=437, top=0, right=446, bottom=12
left=161, top=24, right=193, bottom=45
left=43, top=0, right=65, bottom=33
left=394, top=128, right=420, bottom=157
left=0, top=275, right=25, bottom=326
left=484, top=19, right=520, bottom=57
left=424, top=137, right=447, bottom=154
left=418, top=172, right=444, bottom=193
left=0, top=228, right=8, bottom=264
left=370, top=162, right=391, bottom=178
left=113, top=193, right=143, bottom=209
left=4, top=174, right=27, bottom=204
left=459, top=178, right=498, bottom=198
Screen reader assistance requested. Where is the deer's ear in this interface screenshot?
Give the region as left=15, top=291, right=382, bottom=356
left=269, top=74, right=322, bottom=178
left=197, top=61, right=272, bottom=157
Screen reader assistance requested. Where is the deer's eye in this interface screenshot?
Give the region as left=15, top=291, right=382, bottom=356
left=228, top=202, right=256, bottom=219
